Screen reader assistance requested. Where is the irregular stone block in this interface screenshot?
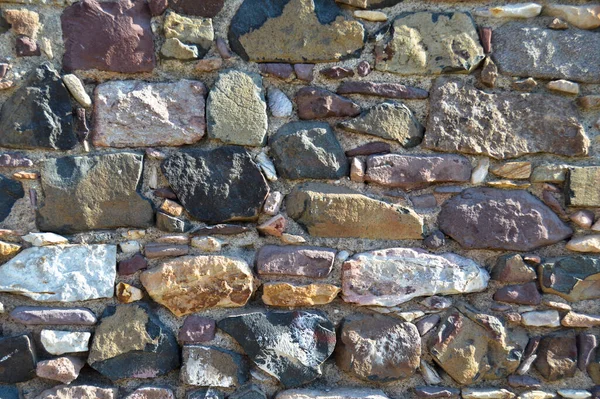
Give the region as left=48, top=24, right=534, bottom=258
left=544, top=4, right=600, bottom=30
left=494, top=282, right=541, bottom=305
left=40, top=330, right=91, bottom=355
left=534, top=335, right=577, bottom=381
left=0, top=174, right=24, bottom=222
left=10, top=306, right=97, bottom=325
left=163, top=11, right=213, bottom=57
left=179, top=315, right=216, bottom=344
left=491, top=254, right=536, bottom=283
left=36, top=356, right=85, bottom=384
left=125, top=387, right=176, bottom=399
left=539, top=256, right=600, bottom=301
left=34, top=385, right=117, bottom=399
left=262, top=283, right=340, bottom=306
left=0, top=335, right=37, bottom=383
left=566, top=167, right=600, bottom=207
left=521, top=310, right=560, bottom=328
left=181, top=345, right=249, bottom=387
left=256, top=245, right=336, bottom=278
left=295, top=87, right=360, bottom=120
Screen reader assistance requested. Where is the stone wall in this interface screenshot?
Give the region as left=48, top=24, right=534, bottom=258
left=0, top=0, right=599, bottom=398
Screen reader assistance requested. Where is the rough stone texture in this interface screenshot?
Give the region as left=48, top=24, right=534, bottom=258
left=0, top=335, right=37, bottom=383
left=93, top=80, right=206, bottom=147
left=566, top=167, right=600, bottom=207
left=338, top=102, right=423, bottom=147
left=140, top=255, right=256, bottom=317
left=286, top=182, right=423, bottom=239
left=0, top=245, right=116, bottom=302
left=491, top=254, right=537, bottom=283
left=295, top=87, right=360, bottom=120
left=181, top=345, right=249, bottom=387
left=61, top=0, right=155, bottom=73
left=161, top=147, right=269, bottom=223
left=36, top=356, right=85, bottom=384
left=375, top=12, right=484, bottom=75
left=34, top=385, right=118, bottom=399
left=10, top=306, right=97, bottom=325
left=256, top=245, right=336, bottom=278
left=262, top=283, right=340, bottom=306
left=218, top=311, right=336, bottom=387
left=438, top=188, right=572, bottom=251
left=88, top=304, right=180, bottom=380
left=40, top=330, right=91, bottom=355
left=168, top=0, right=223, bottom=17
left=125, top=387, right=176, bottom=399
left=228, top=0, right=365, bottom=63
left=275, top=389, right=389, bottom=399
left=424, top=79, right=589, bottom=159
left=0, top=174, right=24, bottom=222
left=207, top=70, right=267, bottom=146
left=336, top=314, right=420, bottom=381
left=0, top=63, right=76, bottom=150
left=179, top=315, right=216, bottom=343
left=163, top=11, right=213, bottom=57
left=539, top=256, right=600, bottom=302
left=534, top=336, right=577, bottom=381
left=0, top=386, right=19, bottom=399
left=118, top=253, right=148, bottom=275
left=36, top=153, right=153, bottom=234
left=342, top=248, right=488, bottom=307
left=364, top=154, right=471, bottom=189
left=493, top=23, right=600, bottom=83
left=337, top=81, right=429, bottom=99
left=269, top=121, right=348, bottom=179
left=493, top=282, right=541, bottom=305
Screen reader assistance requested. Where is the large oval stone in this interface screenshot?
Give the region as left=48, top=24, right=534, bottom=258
left=439, top=188, right=572, bottom=251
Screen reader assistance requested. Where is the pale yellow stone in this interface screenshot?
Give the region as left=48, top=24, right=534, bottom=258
left=548, top=79, right=580, bottom=95
left=160, top=199, right=184, bottom=217
left=566, top=235, right=600, bottom=253
left=487, top=180, right=531, bottom=189
left=544, top=4, right=600, bottom=29
left=350, top=157, right=365, bottom=183
left=280, top=233, right=307, bottom=244
left=262, top=283, right=340, bottom=307
left=3, top=8, right=39, bottom=38
left=116, top=282, right=143, bottom=303
left=122, top=230, right=146, bottom=240
left=490, top=162, right=531, bottom=179
left=191, top=236, right=222, bottom=252
left=164, top=11, right=214, bottom=45
left=62, top=74, right=92, bottom=107
left=12, top=171, right=38, bottom=180
left=354, top=10, right=387, bottom=22
left=561, top=311, right=600, bottom=327
left=473, top=3, right=542, bottom=18
left=0, top=241, right=21, bottom=259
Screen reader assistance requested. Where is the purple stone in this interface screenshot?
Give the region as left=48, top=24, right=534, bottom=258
left=345, top=142, right=391, bottom=157
left=179, top=315, right=216, bottom=343
left=10, top=306, right=97, bottom=325
left=16, top=36, right=40, bottom=57
left=357, top=60, right=371, bottom=77
left=319, top=66, right=354, bottom=79
left=258, top=63, right=294, bottom=80
left=294, top=64, right=314, bottom=82
left=415, top=314, right=440, bottom=336
left=493, top=281, right=541, bottom=305
left=578, top=333, right=598, bottom=371
left=256, top=245, right=336, bottom=278
left=118, top=253, right=148, bottom=275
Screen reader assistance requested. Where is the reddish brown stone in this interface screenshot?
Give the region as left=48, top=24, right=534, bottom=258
left=491, top=254, right=537, bottom=283
left=534, top=335, right=577, bottom=381
left=61, top=0, right=155, bottom=73
left=493, top=282, right=541, bottom=305
left=357, top=60, right=371, bottom=77
left=144, top=243, right=189, bottom=259
left=15, top=35, right=40, bottom=57
left=320, top=66, right=354, bottom=79
left=169, top=0, right=224, bottom=17
left=479, top=27, right=492, bottom=54
left=257, top=214, right=287, bottom=237
left=179, top=315, right=216, bottom=344
left=192, top=224, right=251, bottom=236
left=345, top=141, right=391, bottom=157
left=542, top=190, right=568, bottom=220
left=337, top=81, right=428, bottom=99
left=294, top=64, right=314, bottom=81
left=0, top=63, right=7, bottom=79
left=118, top=253, right=148, bottom=275
left=216, top=38, right=233, bottom=59
left=295, top=87, right=360, bottom=119
left=149, top=0, right=168, bottom=16
left=154, top=187, right=178, bottom=200
left=256, top=245, right=336, bottom=278
left=258, top=63, right=294, bottom=80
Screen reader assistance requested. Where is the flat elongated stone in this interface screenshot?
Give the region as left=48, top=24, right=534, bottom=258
left=562, top=311, right=600, bottom=328
left=521, top=310, right=560, bottom=327
left=0, top=63, right=76, bottom=150
left=262, top=283, right=340, bottom=306
left=375, top=12, right=484, bottom=75
left=218, top=311, right=336, bottom=387
left=494, top=282, right=541, bottom=305
left=62, top=0, right=155, bottom=73
left=535, top=336, right=577, bottom=380
left=474, top=3, right=541, bottom=18
left=544, top=5, right=600, bottom=30
left=162, top=147, right=269, bottom=224
left=93, top=80, right=206, bottom=147
left=140, top=255, right=256, bottom=317
left=493, top=23, right=600, bottom=83
left=566, top=235, right=600, bottom=253
left=491, top=162, right=531, bottom=180
left=566, top=167, right=600, bottom=207
left=287, top=182, right=423, bottom=239
left=181, top=345, right=249, bottom=387
left=0, top=335, right=37, bottom=383
left=346, top=142, right=391, bottom=157
left=276, top=389, right=389, bottom=399
left=424, top=79, right=588, bottom=159
left=364, top=154, right=471, bottom=189
left=269, top=121, right=348, bottom=179
left=207, top=70, right=267, bottom=146
left=342, top=248, right=488, bottom=307
left=168, top=0, right=223, bottom=17
left=35, top=385, right=117, bottom=399
left=125, top=388, right=175, bottom=399
left=228, top=0, right=365, bottom=63
left=337, top=81, right=428, bottom=99
left=11, top=306, right=97, bottom=325
left=539, top=256, right=600, bottom=301
left=338, top=102, right=423, bottom=147
left=0, top=245, right=116, bottom=302
left=256, top=245, right=336, bottom=278
left=88, top=304, right=180, bottom=380
left=295, top=87, right=360, bottom=120
left=439, top=188, right=572, bottom=251
left=22, top=232, right=68, bottom=246
left=36, top=153, right=153, bottom=234
left=414, top=387, right=460, bottom=399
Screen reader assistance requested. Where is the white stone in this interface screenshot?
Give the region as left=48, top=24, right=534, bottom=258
left=350, top=157, right=365, bottom=183
left=399, top=310, right=424, bottom=322
left=276, top=389, right=390, bottom=399
left=420, top=360, right=442, bottom=384
left=280, top=233, right=307, bottom=245
left=255, top=152, right=278, bottom=181
left=119, top=240, right=140, bottom=253
left=342, top=248, right=489, bottom=307
left=354, top=10, right=387, bottom=22
left=521, top=310, right=561, bottom=327
left=474, top=3, right=542, bottom=18
left=566, top=235, right=600, bottom=252
left=544, top=4, right=600, bottom=29
left=191, top=236, right=223, bottom=252
left=268, top=87, right=293, bottom=117
left=557, top=390, right=591, bottom=399
left=462, top=389, right=515, bottom=399
left=40, top=330, right=91, bottom=355
left=0, top=244, right=116, bottom=302
left=471, top=157, right=490, bottom=184
left=0, top=302, right=4, bottom=314
left=62, top=74, right=91, bottom=107
left=519, top=392, right=555, bottom=399
left=22, top=232, right=68, bottom=246
left=548, top=80, right=580, bottom=95
left=122, top=230, right=146, bottom=240
left=263, top=191, right=283, bottom=215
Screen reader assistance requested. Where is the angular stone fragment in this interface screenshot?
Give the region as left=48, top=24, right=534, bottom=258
left=566, top=167, right=600, bottom=207
left=118, top=254, right=148, bottom=275
left=228, top=0, right=365, bottom=63
left=61, top=0, right=155, bottom=73
left=0, top=335, right=36, bottom=383
left=338, top=102, right=423, bottom=147
left=493, top=24, right=600, bottom=83
left=93, top=80, right=206, bottom=147
left=140, top=255, right=256, bottom=317
left=269, top=121, right=348, bottom=179
left=40, top=330, right=90, bottom=355
left=37, top=153, right=153, bottom=234
left=156, top=212, right=186, bottom=233
left=531, top=164, right=569, bottom=183
left=580, top=334, right=599, bottom=371
left=342, top=248, right=488, bottom=307
left=534, top=335, right=577, bottom=380
left=116, top=282, right=143, bottom=303
left=375, top=12, right=484, bottom=75
left=337, top=81, right=428, bottom=99
left=548, top=79, right=579, bottom=95
left=181, top=345, right=249, bottom=387
left=521, top=310, right=560, bottom=327
left=544, top=5, right=600, bottom=30
left=439, top=188, right=572, bottom=251
left=35, top=385, right=117, bottom=399
left=566, top=235, right=600, bottom=253
left=262, top=283, right=340, bottom=306
left=218, top=311, right=336, bottom=387
left=163, top=11, right=213, bottom=57
left=494, top=282, right=541, bottom=305
left=364, top=154, right=471, bottom=189
left=286, top=182, right=423, bottom=239
left=295, top=87, right=360, bottom=120
left=256, top=245, right=336, bottom=278
left=562, top=311, right=600, bottom=327
left=162, top=147, right=269, bottom=224
left=346, top=142, right=391, bottom=157
left=336, top=314, right=420, bottom=381
left=268, top=88, right=293, bottom=117
left=539, top=256, right=600, bottom=301
left=0, top=175, right=24, bottom=223
left=491, top=162, right=531, bottom=180
left=161, top=38, right=199, bottom=59
left=570, top=210, right=595, bottom=229
left=179, top=316, right=215, bottom=343
left=354, top=10, right=387, bottom=21
left=10, top=306, right=97, bottom=325
left=480, top=58, right=498, bottom=87
left=125, top=387, right=176, bottom=399
left=320, top=66, right=354, bottom=79
left=424, top=79, right=588, bottom=159
left=4, top=9, right=39, bottom=37
left=0, top=245, right=115, bottom=302
left=62, top=74, right=91, bottom=108
left=0, top=63, right=75, bottom=150
left=16, top=35, right=40, bottom=56
left=0, top=241, right=20, bottom=262
left=276, top=389, right=390, bottom=399
left=88, top=304, right=180, bottom=380
left=491, top=254, right=537, bottom=283
left=36, top=356, right=85, bottom=384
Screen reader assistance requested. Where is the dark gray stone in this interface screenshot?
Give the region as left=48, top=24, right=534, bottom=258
left=229, top=385, right=266, bottom=399
left=0, top=386, right=19, bottom=399
left=539, top=256, right=600, bottom=302
left=156, top=212, right=186, bottom=233
left=0, top=335, right=37, bottom=383
left=0, top=174, right=24, bottom=222
left=269, top=121, right=348, bottom=180
left=10, top=306, right=97, bottom=325
left=169, top=0, right=223, bottom=17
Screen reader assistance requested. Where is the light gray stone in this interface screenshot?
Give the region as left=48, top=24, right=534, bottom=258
left=268, top=87, right=293, bottom=117
left=181, top=345, right=249, bottom=387
left=40, top=330, right=91, bottom=355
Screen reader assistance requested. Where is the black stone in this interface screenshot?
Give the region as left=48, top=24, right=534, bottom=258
left=0, top=386, right=19, bottom=399
left=187, top=388, right=226, bottom=399
left=269, top=121, right=348, bottom=180
left=0, top=174, right=24, bottom=222
left=218, top=311, right=336, bottom=387
left=0, top=62, right=76, bottom=150
left=169, top=0, right=224, bottom=17
left=0, top=335, right=37, bottom=383
left=161, top=147, right=269, bottom=224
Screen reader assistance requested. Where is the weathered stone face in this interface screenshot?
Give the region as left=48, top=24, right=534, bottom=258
left=36, top=153, right=154, bottom=234
left=295, top=87, right=360, bottom=119
left=228, top=0, right=365, bottom=63
left=181, top=345, right=249, bottom=387
left=424, top=79, right=589, bottom=159
left=0, top=335, right=37, bottom=383
left=565, top=167, right=600, bottom=207
left=539, top=256, right=600, bottom=302
left=140, top=255, right=256, bottom=317
left=161, top=147, right=270, bottom=223
left=255, top=245, right=336, bottom=278
left=262, top=283, right=340, bottom=306
left=336, top=314, right=421, bottom=381
left=286, top=182, right=423, bottom=239
left=493, top=23, right=600, bottom=83
left=0, top=174, right=24, bottom=222
left=438, top=188, right=572, bottom=251
left=61, top=0, right=155, bottom=73
left=534, top=336, right=577, bottom=381
left=275, top=389, right=390, bottom=399
left=93, top=80, right=206, bottom=147
left=10, top=306, right=97, bottom=325
left=35, top=385, right=118, bottom=399
left=375, top=12, right=484, bottom=75
left=0, top=63, right=76, bottom=150
left=342, top=248, right=489, bottom=307
left=218, top=311, right=336, bottom=387
left=163, top=11, right=213, bottom=57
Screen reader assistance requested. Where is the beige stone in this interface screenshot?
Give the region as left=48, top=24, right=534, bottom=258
left=62, top=74, right=92, bottom=107
left=544, top=4, right=600, bottom=29
left=548, top=79, right=580, bottom=95
left=487, top=180, right=531, bottom=189
left=262, top=283, right=340, bottom=307
left=164, top=11, right=214, bottom=45
left=280, top=233, right=307, bottom=244
left=561, top=311, right=600, bottom=327
left=354, top=10, right=387, bottom=22
left=140, top=255, right=256, bottom=317
left=0, top=240, right=21, bottom=261
left=530, top=164, right=569, bottom=183
left=12, top=171, right=38, bottom=179
left=116, top=282, right=143, bottom=303
left=350, top=157, right=365, bottom=183
left=257, top=214, right=287, bottom=237
left=160, top=199, right=184, bottom=217
left=566, top=235, right=600, bottom=253
left=195, top=57, right=223, bottom=72
left=161, top=37, right=199, bottom=60
left=191, top=236, right=223, bottom=252
left=473, top=3, right=542, bottom=18
left=3, top=8, right=39, bottom=38
left=490, top=162, right=531, bottom=179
